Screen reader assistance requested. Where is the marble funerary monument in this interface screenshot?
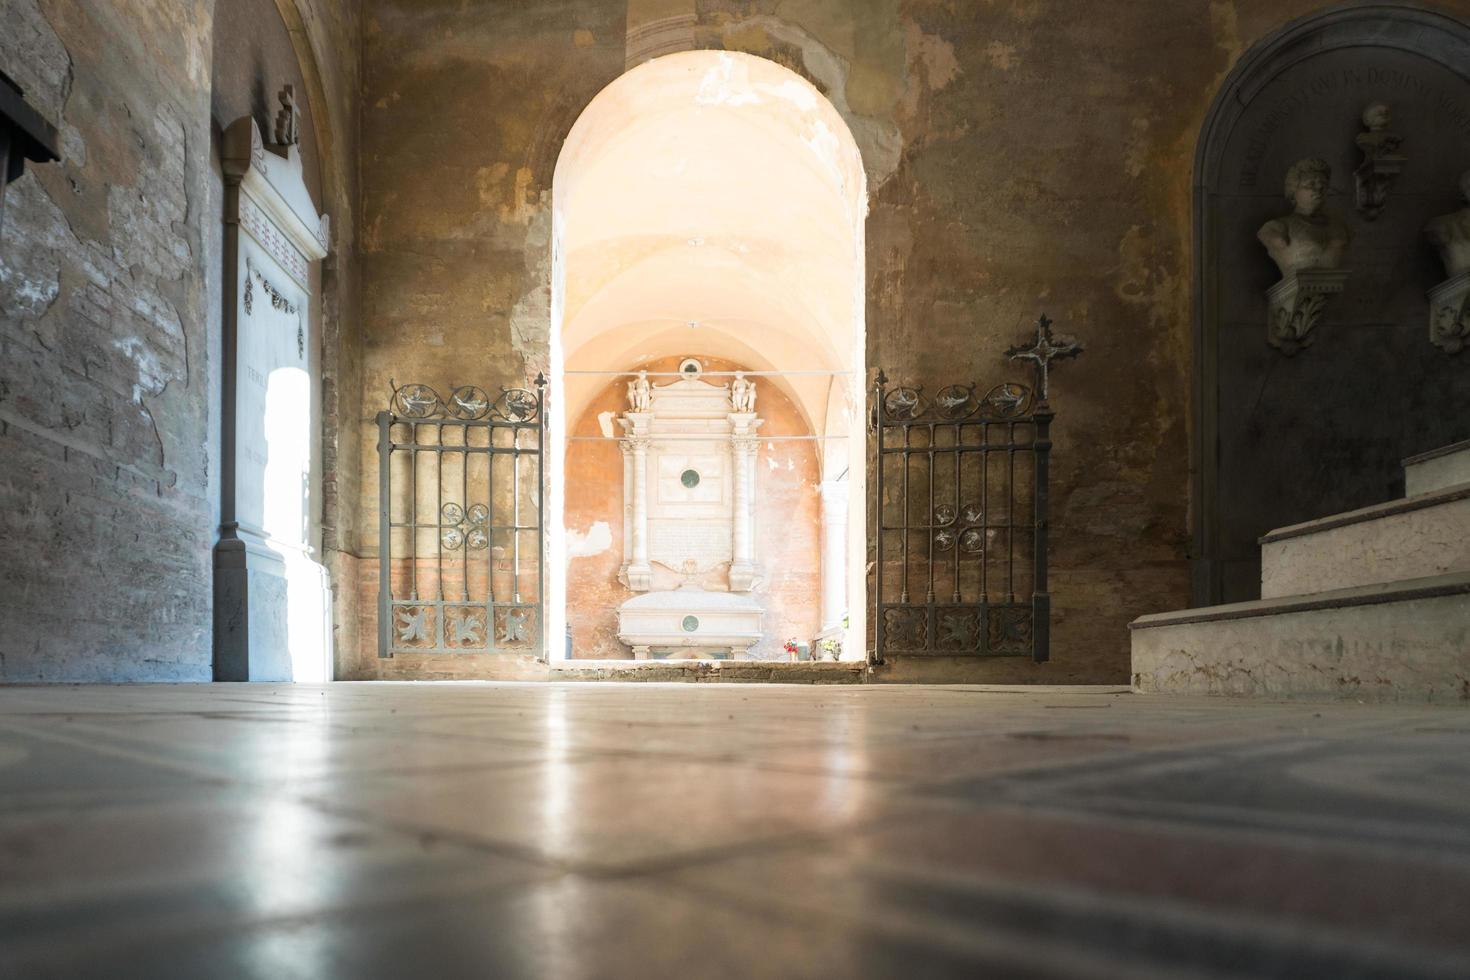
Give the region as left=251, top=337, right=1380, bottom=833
left=614, top=363, right=765, bottom=659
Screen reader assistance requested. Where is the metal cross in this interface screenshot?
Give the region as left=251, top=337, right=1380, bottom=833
left=1005, top=313, right=1083, bottom=401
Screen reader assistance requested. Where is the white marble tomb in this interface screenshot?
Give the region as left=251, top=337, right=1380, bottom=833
left=213, top=99, right=334, bottom=683
left=615, top=364, right=765, bottom=658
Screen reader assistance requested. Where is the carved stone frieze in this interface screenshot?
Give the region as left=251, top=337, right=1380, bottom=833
left=240, top=194, right=309, bottom=286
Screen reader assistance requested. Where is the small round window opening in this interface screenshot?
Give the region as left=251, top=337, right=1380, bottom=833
left=678, top=357, right=702, bottom=379
left=680, top=469, right=700, bottom=489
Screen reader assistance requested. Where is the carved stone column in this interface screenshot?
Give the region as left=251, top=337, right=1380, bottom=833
left=729, top=429, right=760, bottom=592
left=625, top=434, right=652, bottom=591
left=818, top=480, right=849, bottom=631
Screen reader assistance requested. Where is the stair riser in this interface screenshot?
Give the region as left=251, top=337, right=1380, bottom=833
left=1132, top=592, right=1470, bottom=702
left=1406, top=447, right=1470, bottom=496
left=1260, top=496, right=1470, bottom=598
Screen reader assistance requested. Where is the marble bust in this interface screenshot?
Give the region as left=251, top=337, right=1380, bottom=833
left=1257, top=158, right=1352, bottom=276
left=1354, top=102, right=1403, bottom=162
left=1425, top=169, right=1470, bottom=279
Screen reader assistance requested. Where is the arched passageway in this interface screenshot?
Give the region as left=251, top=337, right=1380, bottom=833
left=548, top=51, right=867, bottom=661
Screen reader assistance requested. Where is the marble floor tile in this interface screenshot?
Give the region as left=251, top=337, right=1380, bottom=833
left=0, top=683, right=1466, bottom=979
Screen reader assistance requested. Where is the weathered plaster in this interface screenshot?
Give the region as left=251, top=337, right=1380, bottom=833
left=354, top=0, right=1470, bottom=683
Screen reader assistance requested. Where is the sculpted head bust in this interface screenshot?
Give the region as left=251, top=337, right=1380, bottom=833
left=1425, top=169, right=1470, bottom=279
left=1256, top=158, right=1352, bottom=277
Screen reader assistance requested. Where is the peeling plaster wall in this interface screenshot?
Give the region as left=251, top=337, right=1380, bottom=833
left=359, top=0, right=1470, bottom=683
left=0, top=0, right=217, bottom=681
left=0, top=0, right=361, bottom=682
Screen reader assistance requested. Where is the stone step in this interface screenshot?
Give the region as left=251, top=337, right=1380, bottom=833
left=1404, top=439, right=1470, bottom=496
left=1130, top=571, right=1470, bottom=702
left=1258, top=482, right=1470, bottom=599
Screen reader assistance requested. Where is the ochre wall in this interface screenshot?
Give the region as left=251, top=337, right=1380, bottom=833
left=564, top=357, right=822, bottom=661
left=0, top=0, right=362, bottom=681
left=363, top=0, right=1470, bottom=682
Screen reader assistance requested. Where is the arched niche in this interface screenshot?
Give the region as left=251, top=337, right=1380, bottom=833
left=548, top=50, right=867, bottom=660
left=1192, top=4, right=1470, bottom=605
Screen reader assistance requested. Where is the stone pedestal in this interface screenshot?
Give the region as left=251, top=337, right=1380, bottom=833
left=1266, top=268, right=1351, bottom=354
left=1428, top=271, right=1469, bottom=354
left=617, top=586, right=764, bottom=659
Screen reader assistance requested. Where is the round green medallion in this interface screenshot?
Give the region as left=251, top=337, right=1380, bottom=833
left=681, top=615, right=699, bottom=632
left=681, top=469, right=700, bottom=489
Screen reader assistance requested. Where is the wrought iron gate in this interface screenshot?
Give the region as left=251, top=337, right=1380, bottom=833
left=872, top=373, right=1054, bottom=662
left=376, top=377, right=545, bottom=658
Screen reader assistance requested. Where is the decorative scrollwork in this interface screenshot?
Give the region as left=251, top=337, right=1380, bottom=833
left=496, top=387, right=540, bottom=423
left=441, top=500, right=490, bottom=551
left=883, top=607, right=928, bottom=649
left=934, top=502, right=987, bottom=556
left=393, top=383, right=442, bottom=418
left=878, top=380, right=1036, bottom=422
left=978, top=382, right=1033, bottom=419
left=883, top=386, right=924, bottom=421
left=388, top=382, right=543, bottom=422
left=988, top=606, right=1033, bottom=655
left=448, top=385, right=491, bottom=419
left=934, top=384, right=977, bottom=420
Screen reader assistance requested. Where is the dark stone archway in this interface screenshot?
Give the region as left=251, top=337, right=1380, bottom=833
left=1192, top=3, right=1470, bottom=605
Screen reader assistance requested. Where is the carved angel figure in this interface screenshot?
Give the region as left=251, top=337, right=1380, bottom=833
left=730, top=371, right=757, bottom=413
left=627, top=370, right=652, bottom=412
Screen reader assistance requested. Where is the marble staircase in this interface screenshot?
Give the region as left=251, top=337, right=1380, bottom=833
left=1132, top=440, right=1470, bottom=701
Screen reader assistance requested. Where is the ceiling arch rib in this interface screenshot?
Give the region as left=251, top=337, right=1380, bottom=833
left=553, top=50, right=866, bottom=437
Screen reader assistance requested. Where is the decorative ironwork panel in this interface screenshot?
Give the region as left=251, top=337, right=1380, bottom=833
left=872, top=372, right=1054, bottom=662
left=376, top=378, right=545, bottom=658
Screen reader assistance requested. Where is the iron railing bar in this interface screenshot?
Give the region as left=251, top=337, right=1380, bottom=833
left=536, top=374, right=547, bottom=656
left=1007, top=421, right=1016, bottom=604
left=408, top=421, right=418, bottom=602
left=384, top=416, right=541, bottom=430
left=952, top=427, right=961, bottom=604
left=512, top=427, right=522, bottom=604
left=926, top=423, right=936, bottom=605
left=873, top=372, right=886, bottom=664
left=900, top=421, right=910, bottom=604
left=460, top=424, right=470, bottom=602
left=981, top=422, right=990, bottom=604
left=376, top=412, right=392, bottom=658
left=436, top=425, right=444, bottom=609
left=386, top=442, right=539, bottom=454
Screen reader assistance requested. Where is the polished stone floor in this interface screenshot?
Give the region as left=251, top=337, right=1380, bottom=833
left=1, top=683, right=1468, bottom=979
